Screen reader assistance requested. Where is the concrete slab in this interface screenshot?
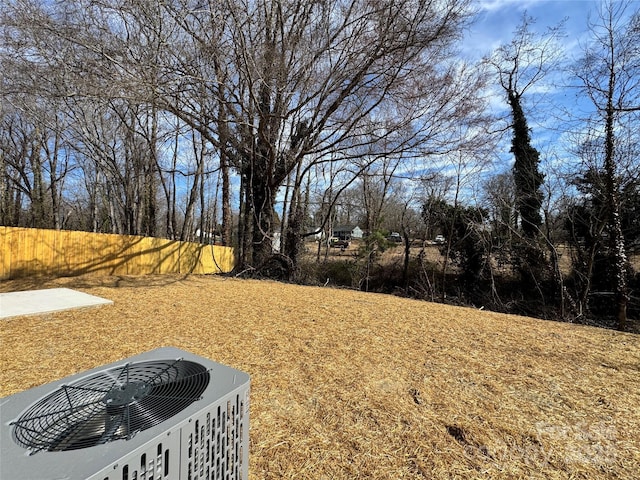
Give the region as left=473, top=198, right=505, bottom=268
left=0, top=288, right=113, bottom=319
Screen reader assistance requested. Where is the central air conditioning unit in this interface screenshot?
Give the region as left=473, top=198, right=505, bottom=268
left=0, top=347, right=250, bottom=480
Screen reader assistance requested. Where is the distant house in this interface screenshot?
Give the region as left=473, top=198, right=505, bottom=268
left=332, top=225, right=363, bottom=240
left=306, top=228, right=323, bottom=241
left=195, top=229, right=221, bottom=245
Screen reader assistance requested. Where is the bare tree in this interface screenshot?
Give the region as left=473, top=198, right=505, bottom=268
left=2, top=0, right=166, bottom=235
left=2, top=0, right=490, bottom=280
left=360, top=156, right=402, bottom=236
left=157, top=0, right=480, bottom=269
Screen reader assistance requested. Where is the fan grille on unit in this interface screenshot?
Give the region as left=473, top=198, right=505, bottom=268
left=11, top=358, right=210, bottom=453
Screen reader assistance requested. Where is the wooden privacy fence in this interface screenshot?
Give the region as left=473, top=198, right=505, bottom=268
left=0, top=227, right=235, bottom=280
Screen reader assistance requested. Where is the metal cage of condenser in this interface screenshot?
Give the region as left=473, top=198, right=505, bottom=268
left=0, top=347, right=250, bottom=480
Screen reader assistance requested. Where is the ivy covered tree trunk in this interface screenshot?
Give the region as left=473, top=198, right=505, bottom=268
left=508, top=90, right=547, bottom=294
left=248, top=150, right=277, bottom=267
left=489, top=13, right=564, bottom=313
left=574, top=0, right=637, bottom=330
left=604, top=72, right=629, bottom=331
left=509, top=90, right=544, bottom=239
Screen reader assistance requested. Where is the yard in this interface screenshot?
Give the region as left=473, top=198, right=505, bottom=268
left=1, top=274, right=639, bottom=479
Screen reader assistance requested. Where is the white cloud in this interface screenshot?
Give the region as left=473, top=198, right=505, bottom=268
left=475, top=0, right=546, bottom=14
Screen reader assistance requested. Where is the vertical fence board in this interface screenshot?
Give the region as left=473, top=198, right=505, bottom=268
left=34, top=229, right=51, bottom=275
left=59, top=230, right=79, bottom=276
left=0, top=227, right=10, bottom=278
left=12, top=228, right=29, bottom=277
left=163, top=239, right=183, bottom=274
left=0, top=227, right=235, bottom=280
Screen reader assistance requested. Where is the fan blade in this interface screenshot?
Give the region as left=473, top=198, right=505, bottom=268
left=12, top=359, right=210, bottom=452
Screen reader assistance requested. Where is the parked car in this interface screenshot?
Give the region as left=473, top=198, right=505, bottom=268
left=387, top=232, right=402, bottom=243
left=330, top=237, right=350, bottom=249
left=434, top=235, right=445, bottom=245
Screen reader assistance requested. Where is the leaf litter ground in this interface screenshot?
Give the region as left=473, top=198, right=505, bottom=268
left=1, top=274, right=638, bottom=479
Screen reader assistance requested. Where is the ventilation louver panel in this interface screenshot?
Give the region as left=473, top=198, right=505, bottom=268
left=0, top=348, right=250, bottom=480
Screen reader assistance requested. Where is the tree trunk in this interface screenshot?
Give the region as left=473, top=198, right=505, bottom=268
left=402, top=229, right=411, bottom=288
left=143, top=106, right=159, bottom=237
left=220, top=153, right=232, bottom=246
left=604, top=70, right=629, bottom=331
left=180, top=129, right=205, bottom=241
left=508, top=90, right=543, bottom=239
left=283, top=160, right=307, bottom=268
left=249, top=158, right=275, bottom=266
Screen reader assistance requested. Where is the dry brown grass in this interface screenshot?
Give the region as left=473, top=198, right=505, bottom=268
left=1, top=274, right=639, bottom=479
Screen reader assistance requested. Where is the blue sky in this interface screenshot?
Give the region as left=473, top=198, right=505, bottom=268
left=463, top=0, right=610, bottom=60
left=463, top=0, right=639, bottom=120
left=450, top=0, right=640, bottom=198
left=462, top=0, right=610, bottom=125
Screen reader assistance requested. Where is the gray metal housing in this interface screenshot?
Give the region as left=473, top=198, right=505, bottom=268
left=0, top=347, right=250, bottom=480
